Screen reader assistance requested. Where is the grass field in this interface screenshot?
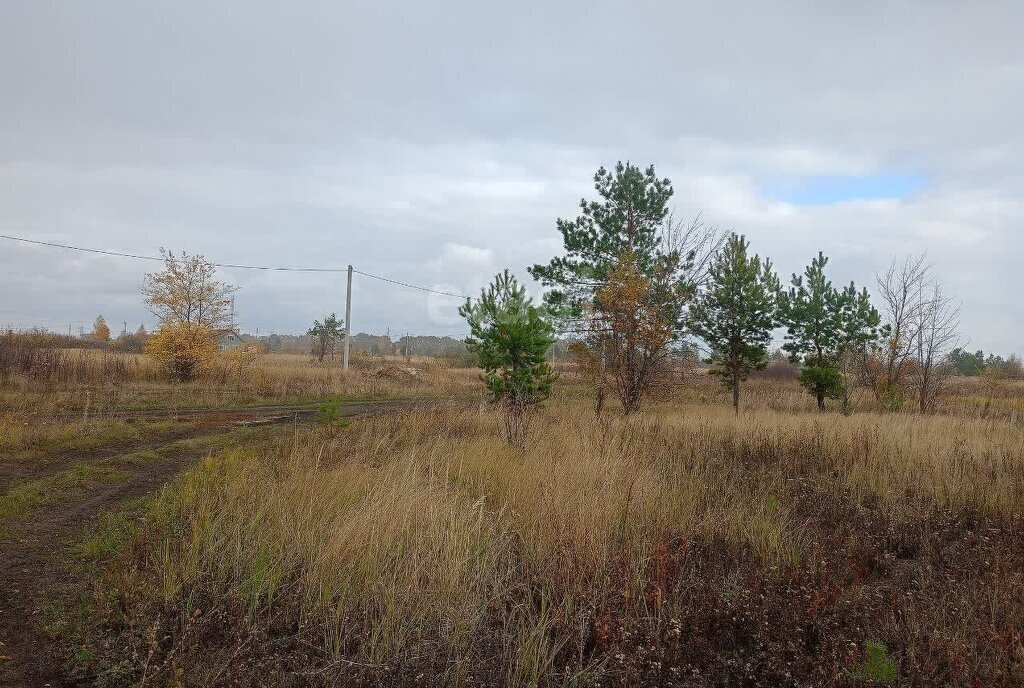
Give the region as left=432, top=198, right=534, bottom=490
left=0, top=339, right=482, bottom=414
left=2, top=339, right=1023, bottom=686
left=74, top=396, right=1024, bottom=686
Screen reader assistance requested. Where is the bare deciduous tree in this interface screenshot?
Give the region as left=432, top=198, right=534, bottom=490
left=562, top=214, right=723, bottom=416
left=660, top=211, right=725, bottom=296
left=910, top=281, right=960, bottom=413
left=870, top=253, right=930, bottom=410
left=870, top=253, right=960, bottom=413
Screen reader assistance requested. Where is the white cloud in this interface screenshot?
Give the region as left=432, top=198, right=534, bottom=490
left=1, top=1, right=1022, bottom=351
left=430, top=243, right=493, bottom=270
left=675, top=137, right=879, bottom=176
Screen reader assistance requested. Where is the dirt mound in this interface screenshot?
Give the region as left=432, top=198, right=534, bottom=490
left=373, top=363, right=422, bottom=383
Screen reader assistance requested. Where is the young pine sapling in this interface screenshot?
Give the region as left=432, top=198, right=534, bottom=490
left=460, top=270, right=557, bottom=447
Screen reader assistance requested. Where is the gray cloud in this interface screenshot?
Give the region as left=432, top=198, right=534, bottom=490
left=2, top=1, right=1022, bottom=352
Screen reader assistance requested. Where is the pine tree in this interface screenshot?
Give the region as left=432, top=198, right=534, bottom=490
left=779, top=252, right=843, bottom=410
left=460, top=270, right=557, bottom=447
left=528, top=162, right=678, bottom=321
left=529, top=162, right=715, bottom=413
left=779, top=252, right=880, bottom=411
left=689, top=234, right=780, bottom=414
left=834, top=281, right=882, bottom=413
left=308, top=314, right=345, bottom=362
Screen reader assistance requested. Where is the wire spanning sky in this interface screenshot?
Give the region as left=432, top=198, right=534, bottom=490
left=1, top=2, right=1022, bottom=352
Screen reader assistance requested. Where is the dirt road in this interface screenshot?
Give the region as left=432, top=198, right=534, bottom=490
left=0, top=400, right=420, bottom=688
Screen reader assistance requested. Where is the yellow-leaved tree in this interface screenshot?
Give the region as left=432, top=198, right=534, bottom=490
left=145, top=322, right=219, bottom=382
left=92, top=315, right=111, bottom=343
left=592, top=251, right=676, bottom=414
left=142, top=250, right=236, bottom=381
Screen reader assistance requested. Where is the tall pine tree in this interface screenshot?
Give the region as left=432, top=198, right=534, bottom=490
left=530, top=162, right=715, bottom=413
left=689, top=234, right=780, bottom=414
left=528, top=162, right=688, bottom=327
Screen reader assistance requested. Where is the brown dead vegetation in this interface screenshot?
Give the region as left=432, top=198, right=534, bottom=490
left=75, top=402, right=1024, bottom=686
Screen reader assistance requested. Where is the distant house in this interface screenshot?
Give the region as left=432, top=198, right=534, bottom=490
left=218, top=333, right=243, bottom=351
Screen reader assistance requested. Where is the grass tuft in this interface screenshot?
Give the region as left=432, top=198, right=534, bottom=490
left=850, top=640, right=899, bottom=684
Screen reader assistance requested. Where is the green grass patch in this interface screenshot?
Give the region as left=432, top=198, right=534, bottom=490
left=850, top=640, right=898, bottom=684
left=111, top=449, right=162, bottom=467
left=77, top=496, right=155, bottom=563
left=0, top=417, right=193, bottom=462
left=166, top=426, right=262, bottom=453
left=33, top=497, right=157, bottom=679
left=0, top=462, right=130, bottom=520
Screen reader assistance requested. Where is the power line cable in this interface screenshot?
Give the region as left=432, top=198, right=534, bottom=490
left=1, top=234, right=165, bottom=263
left=0, top=233, right=470, bottom=298
left=352, top=269, right=468, bottom=299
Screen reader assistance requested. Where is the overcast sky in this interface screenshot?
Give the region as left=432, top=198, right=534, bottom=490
left=2, top=1, right=1022, bottom=352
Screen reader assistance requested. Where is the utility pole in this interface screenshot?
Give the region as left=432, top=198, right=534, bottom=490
left=123, top=321, right=127, bottom=336
left=343, top=264, right=353, bottom=370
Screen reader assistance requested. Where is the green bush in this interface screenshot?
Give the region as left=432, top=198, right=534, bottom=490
left=798, top=363, right=845, bottom=411
left=314, top=397, right=350, bottom=433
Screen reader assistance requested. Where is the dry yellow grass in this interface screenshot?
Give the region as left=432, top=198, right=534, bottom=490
left=91, top=398, right=1024, bottom=685
left=7, top=327, right=1021, bottom=684
left=0, top=348, right=480, bottom=414
left=663, top=374, right=1024, bottom=422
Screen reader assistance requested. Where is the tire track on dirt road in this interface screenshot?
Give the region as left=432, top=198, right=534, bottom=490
left=0, top=400, right=419, bottom=492
left=0, top=399, right=426, bottom=688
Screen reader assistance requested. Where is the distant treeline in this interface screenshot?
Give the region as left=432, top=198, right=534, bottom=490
left=239, top=332, right=465, bottom=358
left=11, top=325, right=1020, bottom=379
left=242, top=331, right=572, bottom=366
left=948, top=348, right=1023, bottom=379
left=7, top=326, right=149, bottom=353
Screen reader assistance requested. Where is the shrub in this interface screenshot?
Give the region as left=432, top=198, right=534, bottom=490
left=753, top=356, right=800, bottom=381
left=110, top=331, right=148, bottom=353
left=223, top=343, right=262, bottom=376
left=0, top=330, right=137, bottom=385
left=313, top=396, right=351, bottom=434
left=798, top=363, right=845, bottom=411
left=0, top=331, right=64, bottom=382
left=145, top=322, right=217, bottom=382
